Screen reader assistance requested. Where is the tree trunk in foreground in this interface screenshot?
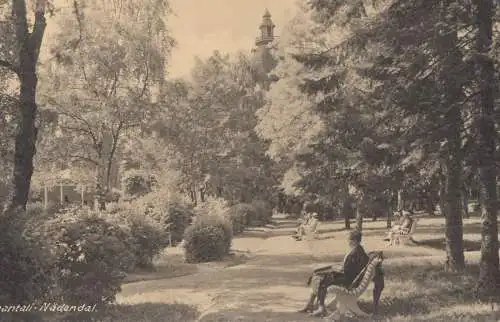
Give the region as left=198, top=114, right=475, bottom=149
left=473, top=0, right=499, bottom=297
left=437, top=0, right=465, bottom=272
left=6, top=0, right=47, bottom=213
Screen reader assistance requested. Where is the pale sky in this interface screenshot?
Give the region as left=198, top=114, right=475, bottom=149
left=42, top=0, right=298, bottom=78
left=167, top=0, right=298, bottom=77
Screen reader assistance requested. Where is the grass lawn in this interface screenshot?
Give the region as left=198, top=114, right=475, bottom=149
left=38, top=213, right=500, bottom=322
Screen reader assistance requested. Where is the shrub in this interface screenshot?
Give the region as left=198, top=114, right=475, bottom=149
left=130, top=192, right=194, bottom=246
left=106, top=202, right=126, bottom=215
left=107, top=188, right=122, bottom=203
left=112, top=208, right=170, bottom=269
left=0, top=210, right=56, bottom=307
left=229, top=203, right=256, bottom=233
left=194, top=197, right=230, bottom=218
left=34, top=200, right=65, bottom=215
left=193, top=197, right=232, bottom=247
left=121, top=170, right=157, bottom=197
left=43, top=208, right=136, bottom=306
left=183, top=214, right=233, bottom=263
left=163, top=201, right=194, bottom=245
left=250, top=200, right=273, bottom=226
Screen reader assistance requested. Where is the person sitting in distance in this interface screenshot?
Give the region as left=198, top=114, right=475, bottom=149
left=294, top=212, right=319, bottom=241
left=294, top=213, right=311, bottom=240
left=384, top=211, right=413, bottom=244
left=293, top=202, right=311, bottom=239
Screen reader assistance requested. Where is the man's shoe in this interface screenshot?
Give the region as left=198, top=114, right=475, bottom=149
left=310, top=306, right=326, bottom=317
left=297, top=306, right=313, bottom=313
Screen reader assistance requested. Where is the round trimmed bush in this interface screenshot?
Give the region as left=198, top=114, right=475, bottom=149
left=114, top=209, right=170, bottom=269
left=229, top=203, right=256, bottom=233
left=250, top=200, right=273, bottom=226
left=183, top=215, right=232, bottom=263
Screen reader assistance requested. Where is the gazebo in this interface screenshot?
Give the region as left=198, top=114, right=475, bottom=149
left=32, top=168, right=94, bottom=209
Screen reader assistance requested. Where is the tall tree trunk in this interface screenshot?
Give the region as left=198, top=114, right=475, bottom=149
left=473, top=0, right=499, bottom=297
left=199, top=186, right=206, bottom=202
left=386, top=204, right=392, bottom=229
left=95, top=152, right=106, bottom=210
left=386, top=192, right=394, bottom=228
left=461, top=185, right=469, bottom=219
left=443, top=144, right=465, bottom=271
left=437, top=0, right=465, bottom=272
left=438, top=169, right=446, bottom=216
left=104, top=122, right=122, bottom=193
left=396, top=189, right=403, bottom=213
left=340, top=182, right=350, bottom=230
left=191, top=185, right=197, bottom=205
left=95, top=125, right=113, bottom=211
left=5, top=0, right=47, bottom=213
left=355, top=196, right=363, bottom=232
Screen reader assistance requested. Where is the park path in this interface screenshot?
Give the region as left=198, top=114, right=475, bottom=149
left=117, top=216, right=442, bottom=321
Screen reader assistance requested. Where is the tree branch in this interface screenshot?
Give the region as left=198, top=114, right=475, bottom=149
left=138, top=58, right=149, bottom=99
left=56, top=110, right=99, bottom=148
left=12, top=0, right=28, bottom=47
left=105, top=120, right=123, bottom=188
left=67, top=154, right=99, bottom=166
left=30, top=0, right=48, bottom=63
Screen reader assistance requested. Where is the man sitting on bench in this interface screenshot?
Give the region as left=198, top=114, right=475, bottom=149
left=299, top=230, right=384, bottom=316
left=384, top=212, right=413, bottom=245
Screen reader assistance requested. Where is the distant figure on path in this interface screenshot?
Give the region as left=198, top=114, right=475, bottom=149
left=294, top=212, right=319, bottom=241
left=294, top=213, right=311, bottom=240
left=385, top=212, right=413, bottom=245
left=293, top=202, right=314, bottom=240
left=299, top=230, right=384, bottom=316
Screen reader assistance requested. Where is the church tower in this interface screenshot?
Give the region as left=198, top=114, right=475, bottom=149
left=252, top=9, right=278, bottom=77
left=255, top=9, right=275, bottom=47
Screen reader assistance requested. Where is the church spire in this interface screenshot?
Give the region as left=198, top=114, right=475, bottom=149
left=255, top=9, right=275, bottom=47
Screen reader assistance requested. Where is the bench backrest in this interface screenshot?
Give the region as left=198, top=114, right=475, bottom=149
left=327, top=251, right=384, bottom=297
left=308, top=218, right=319, bottom=232
left=407, top=218, right=418, bottom=234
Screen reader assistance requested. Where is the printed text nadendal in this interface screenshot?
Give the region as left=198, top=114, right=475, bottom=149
left=0, top=303, right=97, bottom=313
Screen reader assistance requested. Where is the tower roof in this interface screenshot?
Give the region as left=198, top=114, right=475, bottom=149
left=259, top=9, right=275, bottom=28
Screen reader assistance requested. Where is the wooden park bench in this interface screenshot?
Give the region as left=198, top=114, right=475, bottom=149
left=323, top=251, right=384, bottom=320
left=392, top=218, right=418, bottom=246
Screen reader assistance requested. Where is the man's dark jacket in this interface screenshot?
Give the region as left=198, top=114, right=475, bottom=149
left=342, top=245, right=384, bottom=288
left=308, top=245, right=384, bottom=288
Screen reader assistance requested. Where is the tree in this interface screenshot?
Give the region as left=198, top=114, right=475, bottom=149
left=472, top=0, right=499, bottom=297
left=345, top=0, right=469, bottom=270
left=257, top=1, right=399, bottom=230
left=155, top=51, right=279, bottom=205
left=0, top=0, right=50, bottom=212
left=38, top=0, right=174, bottom=208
